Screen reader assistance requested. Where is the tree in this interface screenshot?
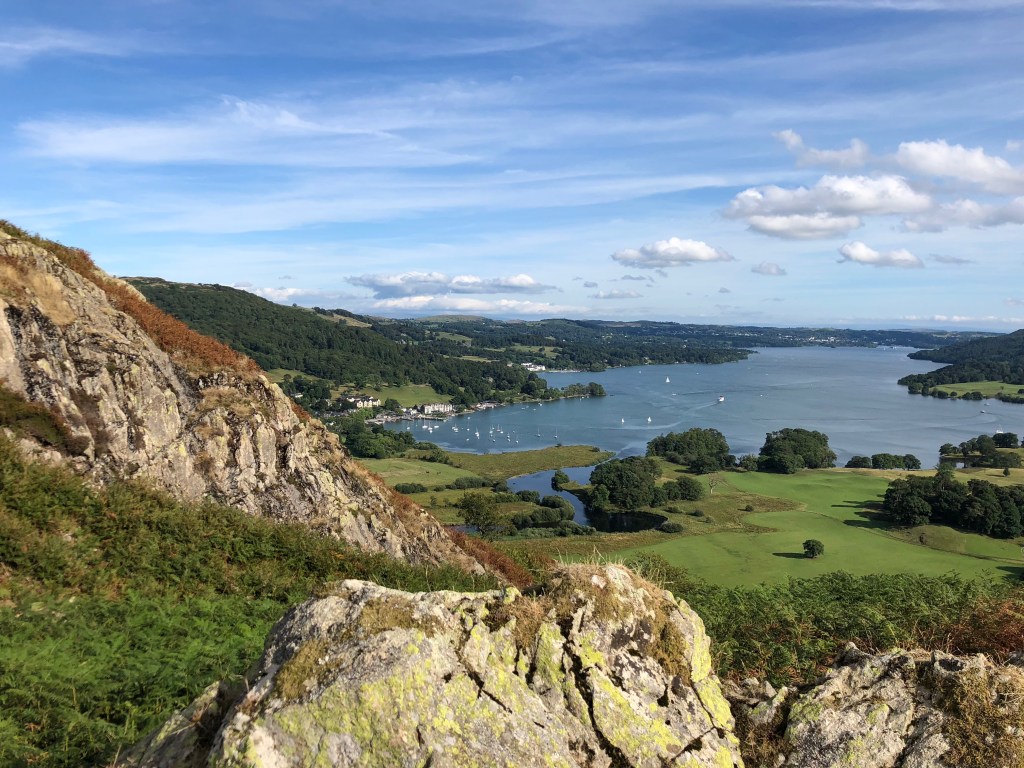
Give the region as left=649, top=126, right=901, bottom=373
left=457, top=493, right=511, bottom=540
left=589, top=456, right=661, bottom=509
left=647, top=428, right=732, bottom=473
left=382, top=397, right=402, bottom=413
left=551, top=469, right=570, bottom=491
left=803, top=539, right=825, bottom=558
left=758, top=428, right=836, bottom=473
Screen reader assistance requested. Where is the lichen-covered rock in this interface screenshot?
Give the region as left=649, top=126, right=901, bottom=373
left=122, top=564, right=745, bottom=767
left=727, top=643, right=1024, bottom=768
left=0, top=230, right=477, bottom=570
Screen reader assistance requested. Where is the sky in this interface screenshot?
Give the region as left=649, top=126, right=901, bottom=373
left=3, top=1, right=1024, bottom=329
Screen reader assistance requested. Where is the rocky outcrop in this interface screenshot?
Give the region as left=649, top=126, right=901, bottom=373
left=0, top=228, right=477, bottom=570
left=120, top=563, right=745, bottom=767
left=727, top=644, right=1024, bottom=768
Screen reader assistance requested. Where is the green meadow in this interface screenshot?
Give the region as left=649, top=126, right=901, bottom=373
left=617, top=469, right=1023, bottom=587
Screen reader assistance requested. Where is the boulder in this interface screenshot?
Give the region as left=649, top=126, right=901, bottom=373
left=121, top=564, right=745, bottom=767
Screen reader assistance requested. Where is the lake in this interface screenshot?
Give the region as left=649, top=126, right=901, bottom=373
left=387, top=346, right=1022, bottom=467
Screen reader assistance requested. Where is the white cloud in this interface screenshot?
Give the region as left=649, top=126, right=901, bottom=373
left=751, top=261, right=787, bottom=276
left=590, top=290, right=642, bottom=299
left=718, top=287, right=731, bottom=293
left=1005, top=298, right=1024, bottom=307
left=236, top=285, right=357, bottom=303
left=902, top=197, right=1024, bottom=232
left=896, top=139, right=1024, bottom=194
left=370, top=295, right=584, bottom=315
left=348, top=271, right=556, bottom=297
left=611, top=237, right=733, bottom=268
left=744, top=213, right=862, bottom=240
left=838, top=241, right=923, bottom=268
left=726, top=174, right=930, bottom=239
left=583, top=281, right=599, bottom=288
left=774, top=129, right=870, bottom=169
left=620, top=274, right=650, bottom=281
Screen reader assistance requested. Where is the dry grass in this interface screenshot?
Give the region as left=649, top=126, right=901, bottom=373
left=941, top=665, right=1024, bottom=768
left=0, top=220, right=259, bottom=377
left=943, top=597, right=1024, bottom=662
left=446, top=528, right=534, bottom=589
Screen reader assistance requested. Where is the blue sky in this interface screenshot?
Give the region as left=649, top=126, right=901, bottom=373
left=3, top=1, right=1024, bottom=329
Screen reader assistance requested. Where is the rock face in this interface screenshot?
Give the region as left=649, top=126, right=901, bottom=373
left=121, top=564, right=745, bottom=767
left=0, top=228, right=476, bottom=569
left=727, top=644, right=1024, bottom=768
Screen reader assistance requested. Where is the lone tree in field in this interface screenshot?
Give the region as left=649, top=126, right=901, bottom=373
left=803, top=539, right=825, bottom=558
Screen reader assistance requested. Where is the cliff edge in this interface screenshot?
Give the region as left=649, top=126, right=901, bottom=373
left=0, top=225, right=476, bottom=570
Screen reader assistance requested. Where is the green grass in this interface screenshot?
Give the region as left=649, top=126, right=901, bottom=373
left=358, top=457, right=482, bottom=488
left=617, top=469, right=1023, bottom=586
left=933, top=380, right=1024, bottom=397
left=445, top=445, right=613, bottom=483
left=0, top=436, right=495, bottom=767
left=355, top=383, right=449, bottom=407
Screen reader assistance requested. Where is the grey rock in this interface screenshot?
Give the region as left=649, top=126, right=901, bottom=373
left=0, top=233, right=478, bottom=570
left=122, top=564, right=745, bottom=767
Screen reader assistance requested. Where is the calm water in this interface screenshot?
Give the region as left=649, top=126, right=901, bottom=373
left=387, top=347, right=1023, bottom=467
left=502, top=465, right=666, bottom=531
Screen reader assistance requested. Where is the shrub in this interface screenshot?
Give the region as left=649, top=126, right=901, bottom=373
left=393, top=482, right=428, bottom=494
left=659, top=521, right=684, bottom=533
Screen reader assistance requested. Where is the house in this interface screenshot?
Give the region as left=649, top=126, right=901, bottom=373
left=421, top=403, right=458, bottom=415
left=351, top=396, right=381, bottom=409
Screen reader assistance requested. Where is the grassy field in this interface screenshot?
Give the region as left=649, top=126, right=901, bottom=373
left=933, top=380, right=1024, bottom=397
left=358, top=457, right=479, bottom=488
left=355, top=383, right=450, bottom=407
left=445, top=444, right=612, bottom=482
left=611, top=469, right=1023, bottom=587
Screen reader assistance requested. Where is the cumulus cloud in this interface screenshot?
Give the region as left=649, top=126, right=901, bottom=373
left=718, top=287, right=731, bottom=293
left=902, top=197, right=1024, bottom=232
left=726, top=174, right=931, bottom=240
left=590, top=290, right=642, bottom=299
left=371, top=295, right=583, bottom=315
left=775, top=129, right=870, bottom=169
left=348, top=271, right=556, bottom=298
left=751, top=262, right=787, bottom=276
left=583, top=281, right=598, bottom=288
left=1005, top=298, right=1024, bottom=307
left=929, top=254, right=974, bottom=265
left=896, top=140, right=1024, bottom=194
left=611, top=237, right=733, bottom=269
left=838, top=241, right=923, bottom=268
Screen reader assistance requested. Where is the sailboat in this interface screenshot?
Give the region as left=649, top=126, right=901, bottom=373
left=647, top=416, right=652, bottom=423
left=665, top=376, right=670, bottom=383
left=718, top=395, right=725, bottom=403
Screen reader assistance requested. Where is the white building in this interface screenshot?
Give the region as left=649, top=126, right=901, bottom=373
left=420, top=402, right=455, bottom=415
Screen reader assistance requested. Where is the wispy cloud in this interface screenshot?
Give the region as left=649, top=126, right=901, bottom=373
left=370, top=295, right=585, bottom=315
left=348, top=271, right=556, bottom=298
left=0, top=26, right=144, bottom=67
left=590, top=290, right=642, bottom=299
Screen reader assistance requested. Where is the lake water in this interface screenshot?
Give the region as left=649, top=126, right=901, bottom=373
left=387, top=346, right=1023, bottom=467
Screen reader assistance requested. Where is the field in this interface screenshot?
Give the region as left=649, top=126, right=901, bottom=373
left=932, top=380, right=1024, bottom=397
left=612, top=469, right=1023, bottom=587
left=361, top=445, right=613, bottom=524
left=353, top=383, right=449, bottom=407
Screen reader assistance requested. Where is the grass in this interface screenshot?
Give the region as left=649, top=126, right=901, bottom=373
left=445, top=445, right=613, bottom=483
left=358, top=458, right=481, bottom=489
left=614, top=469, right=1023, bottom=587
left=0, top=435, right=496, bottom=767
left=355, top=383, right=449, bottom=407
left=933, top=380, right=1024, bottom=397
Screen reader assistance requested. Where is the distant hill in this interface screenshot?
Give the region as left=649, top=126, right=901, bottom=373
left=127, top=279, right=540, bottom=404
left=899, top=329, right=1024, bottom=402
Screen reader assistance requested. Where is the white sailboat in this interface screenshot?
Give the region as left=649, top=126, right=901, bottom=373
left=717, top=395, right=725, bottom=403
left=665, top=376, right=670, bottom=383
